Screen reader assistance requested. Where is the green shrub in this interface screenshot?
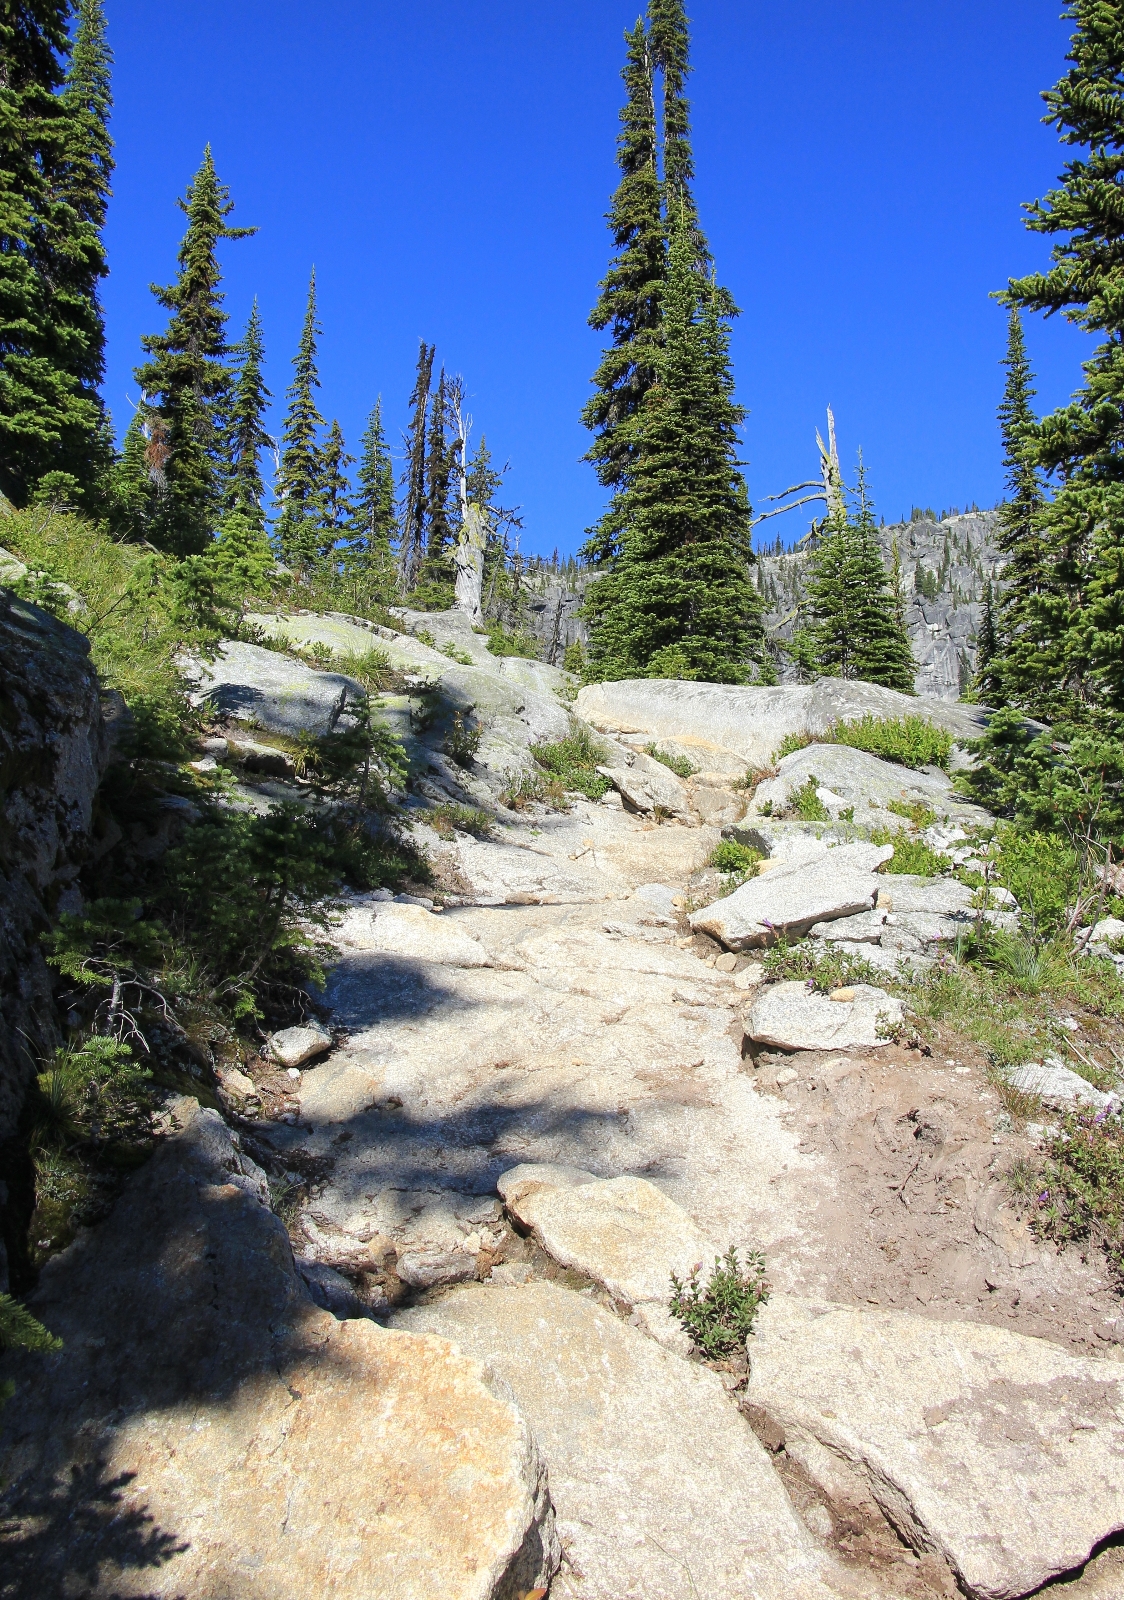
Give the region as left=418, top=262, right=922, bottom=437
left=645, top=743, right=696, bottom=778
left=987, top=826, right=1086, bottom=938
left=530, top=724, right=610, bottom=800
left=416, top=627, right=436, bottom=648
left=486, top=623, right=540, bottom=659
left=499, top=768, right=565, bottom=811
left=562, top=639, right=586, bottom=676
left=835, top=715, right=953, bottom=770
left=709, top=840, right=761, bottom=878
left=886, top=798, right=938, bottom=829
left=786, top=776, right=830, bottom=821
left=773, top=731, right=812, bottom=762
left=440, top=640, right=474, bottom=665
left=1034, top=1110, right=1124, bottom=1284
left=445, top=712, right=482, bottom=768
left=762, top=938, right=887, bottom=991
left=0, top=1293, right=62, bottom=1407
left=872, top=830, right=950, bottom=876
left=669, top=1246, right=770, bottom=1359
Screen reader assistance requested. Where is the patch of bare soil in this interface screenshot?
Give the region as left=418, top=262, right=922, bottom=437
left=749, top=1025, right=1124, bottom=1361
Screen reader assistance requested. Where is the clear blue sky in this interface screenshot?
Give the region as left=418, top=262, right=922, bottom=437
left=101, top=1, right=1085, bottom=556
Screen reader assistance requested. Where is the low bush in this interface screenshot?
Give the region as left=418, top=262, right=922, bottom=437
left=486, top=623, right=540, bottom=659
left=834, top=714, right=953, bottom=770
left=0, top=1294, right=62, bottom=1407
left=872, top=830, right=950, bottom=876
left=530, top=724, right=611, bottom=801
left=773, top=731, right=812, bottom=762
left=669, top=1246, right=770, bottom=1359
left=445, top=712, right=482, bottom=768
left=709, top=840, right=761, bottom=877
left=645, top=743, right=696, bottom=779
left=786, top=776, right=830, bottom=822
left=1034, top=1110, right=1124, bottom=1284
left=427, top=804, right=493, bottom=839
left=499, top=768, right=565, bottom=811
left=886, top=798, right=938, bottom=829
left=762, top=938, right=887, bottom=991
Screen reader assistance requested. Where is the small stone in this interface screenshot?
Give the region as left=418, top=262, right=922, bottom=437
left=190, top=755, right=218, bottom=772
left=395, top=1250, right=478, bottom=1290
left=269, top=1023, right=332, bottom=1069
left=828, top=987, right=856, bottom=1003
left=220, top=1067, right=257, bottom=1098
left=286, top=1067, right=301, bottom=1081
left=776, top=1069, right=799, bottom=1086
left=733, top=961, right=766, bottom=990
left=490, top=1263, right=534, bottom=1286
left=875, top=889, right=893, bottom=910
left=715, top=952, right=738, bottom=973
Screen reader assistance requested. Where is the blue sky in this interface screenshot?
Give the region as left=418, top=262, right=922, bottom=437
left=101, top=1, right=1085, bottom=556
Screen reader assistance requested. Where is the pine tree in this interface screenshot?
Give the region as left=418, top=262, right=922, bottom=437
left=319, top=420, right=355, bottom=546
left=111, top=405, right=150, bottom=537
left=346, top=397, right=397, bottom=604
left=1002, top=5, right=1124, bottom=722
left=134, top=147, right=255, bottom=556
left=971, top=576, right=1001, bottom=702
left=581, top=20, right=665, bottom=554
left=398, top=340, right=435, bottom=592
left=223, top=299, right=272, bottom=522
left=274, top=270, right=326, bottom=572
left=0, top=1, right=112, bottom=506
left=414, top=371, right=456, bottom=607
left=584, top=207, right=763, bottom=682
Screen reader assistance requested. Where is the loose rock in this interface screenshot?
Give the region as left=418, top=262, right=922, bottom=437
left=689, top=841, right=892, bottom=949
left=270, top=1022, right=332, bottom=1068
left=745, top=981, right=904, bottom=1052
left=1005, top=1057, right=1122, bottom=1114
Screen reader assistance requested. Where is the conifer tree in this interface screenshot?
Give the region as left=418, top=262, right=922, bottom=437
left=346, top=397, right=397, bottom=603
left=584, top=208, right=763, bottom=682
left=111, top=405, right=150, bottom=537
left=971, top=576, right=1002, bottom=702
left=0, top=1, right=112, bottom=506
left=274, top=270, right=326, bottom=571
left=398, top=340, right=435, bottom=592
left=223, top=299, right=271, bottom=522
left=319, top=420, right=355, bottom=546
left=581, top=20, right=665, bottom=553
left=414, top=371, right=456, bottom=606
left=134, top=148, right=255, bottom=556
left=1002, top=4, right=1124, bottom=721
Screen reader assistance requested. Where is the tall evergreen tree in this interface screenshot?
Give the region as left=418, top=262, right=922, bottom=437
left=0, top=1, right=112, bottom=505
left=398, top=340, right=435, bottom=592
left=1002, top=4, right=1124, bottom=722
left=584, top=207, right=763, bottom=682
left=134, top=147, right=255, bottom=555
left=319, top=419, right=355, bottom=545
left=581, top=18, right=665, bottom=534
left=223, top=299, right=271, bottom=522
left=414, top=370, right=456, bottom=606
left=274, top=270, right=326, bottom=571
left=346, top=397, right=397, bottom=603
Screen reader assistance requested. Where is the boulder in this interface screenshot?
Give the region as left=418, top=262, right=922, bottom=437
left=751, top=742, right=984, bottom=826
left=0, top=593, right=116, bottom=1150
left=875, top=874, right=976, bottom=915
left=595, top=740, right=692, bottom=818
left=269, top=1022, right=332, bottom=1068
left=0, top=1100, right=559, bottom=1600
left=498, top=1167, right=716, bottom=1307
left=576, top=677, right=987, bottom=772
left=333, top=902, right=490, bottom=967
left=689, top=840, right=893, bottom=949
left=745, top=981, right=904, bottom=1051
left=745, top=1293, right=1124, bottom=1600
left=809, top=908, right=886, bottom=943
left=395, top=1248, right=479, bottom=1289
left=1005, top=1057, right=1122, bottom=1115
left=184, top=640, right=367, bottom=739
left=394, top=1281, right=841, bottom=1600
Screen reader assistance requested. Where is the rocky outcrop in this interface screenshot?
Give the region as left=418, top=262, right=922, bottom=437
left=689, top=839, right=893, bottom=949
left=744, top=980, right=904, bottom=1051
left=750, top=741, right=987, bottom=827
left=0, top=1099, right=560, bottom=1600
left=0, top=592, right=116, bottom=1177
left=577, top=676, right=988, bottom=773
left=395, top=1281, right=842, bottom=1600
left=746, top=1293, right=1124, bottom=1599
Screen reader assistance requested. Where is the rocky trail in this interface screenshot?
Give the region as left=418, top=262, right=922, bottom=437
left=3, top=608, right=1124, bottom=1599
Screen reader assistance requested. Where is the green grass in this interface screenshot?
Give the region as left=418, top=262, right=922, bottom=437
left=530, top=724, right=611, bottom=800
left=645, top=743, right=696, bottom=779
left=669, top=1246, right=770, bottom=1360
left=1034, top=1111, right=1124, bottom=1285
left=762, top=937, right=887, bottom=991
left=886, top=798, right=939, bottom=829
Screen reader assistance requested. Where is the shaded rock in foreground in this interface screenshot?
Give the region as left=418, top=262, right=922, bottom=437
left=745, top=981, right=904, bottom=1052
left=746, top=1293, right=1124, bottom=1600
left=394, top=1281, right=842, bottom=1600
left=0, top=1100, right=558, bottom=1600
left=689, top=840, right=892, bottom=950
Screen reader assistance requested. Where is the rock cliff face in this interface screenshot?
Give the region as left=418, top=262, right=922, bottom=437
left=758, top=509, right=1003, bottom=699
left=0, top=592, right=115, bottom=1280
